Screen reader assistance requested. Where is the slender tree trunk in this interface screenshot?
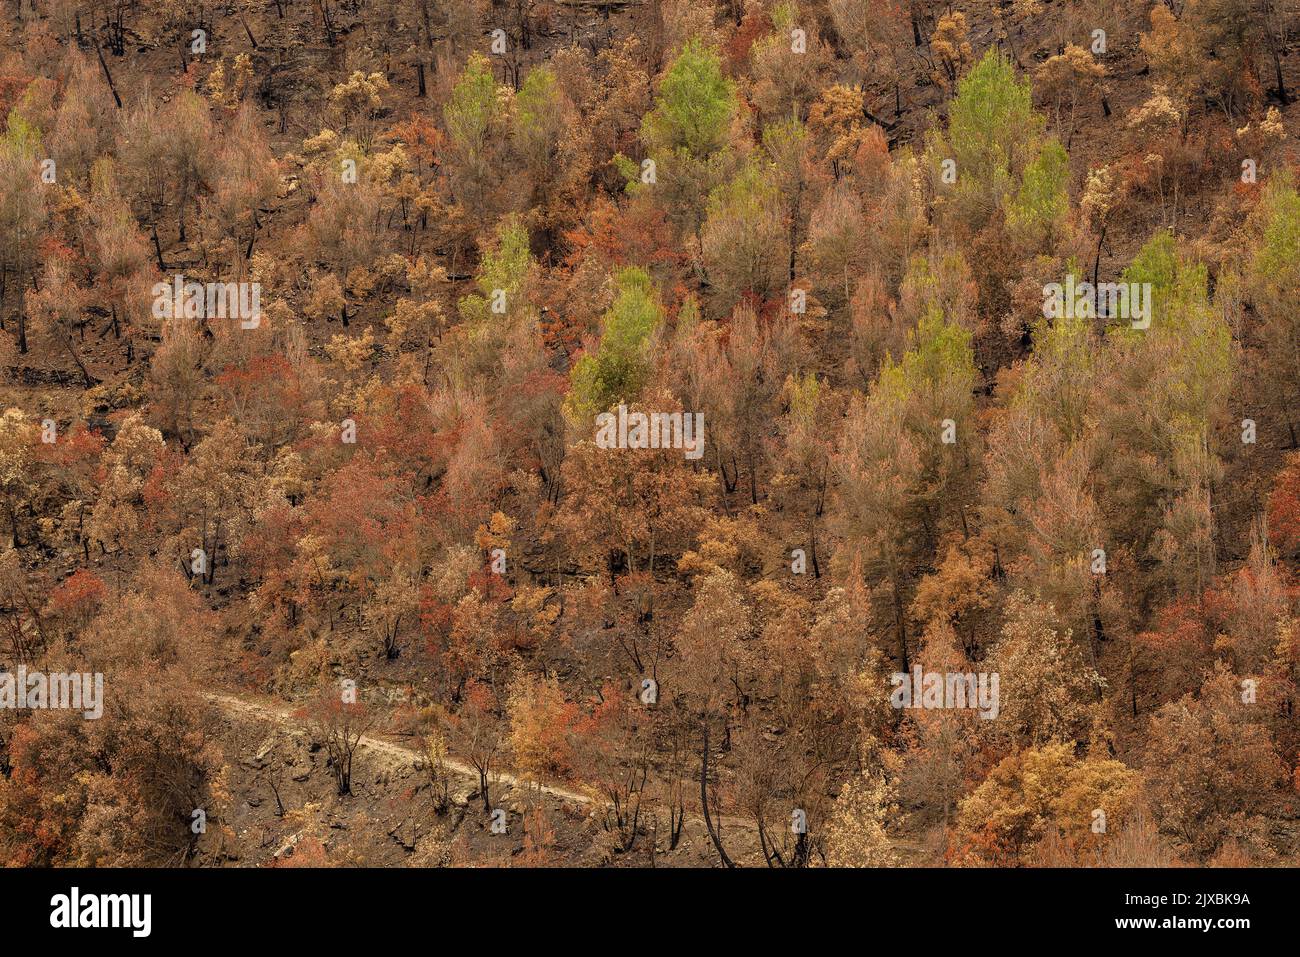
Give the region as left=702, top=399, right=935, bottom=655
left=1092, top=222, right=1106, bottom=290
left=152, top=225, right=166, bottom=271
left=699, top=722, right=734, bottom=868
left=94, top=37, right=122, bottom=108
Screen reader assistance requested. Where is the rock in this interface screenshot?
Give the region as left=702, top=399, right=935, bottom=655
left=387, top=819, right=417, bottom=850
left=241, top=736, right=276, bottom=769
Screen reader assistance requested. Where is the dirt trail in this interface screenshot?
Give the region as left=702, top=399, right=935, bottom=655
left=205, top=690, right=930, bottom=858
left=205, top=691, right=594, bottom=806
